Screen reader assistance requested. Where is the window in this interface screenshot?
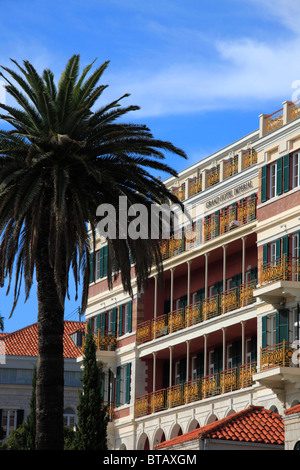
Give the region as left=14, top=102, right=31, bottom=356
left=175, top=362, right=181, bottom=384
left=116, top=363, right=131, bottom=407
left=118, top=301, right=132, bottom=336
left=267, top=315, right=276, bottom=346
left=269, top=162, right=277, bottom=199
left=292, top=153, right=299, bottom=189
left=191, top=356, right=198, bottom=380
left=227, top=344, right=233, bottom=369
left=0, top=409, right=24, bottom=437
left=290, top=307, right=300, bottom=342
left=246, top=339, right=252, bottom=363
left=270, top=242, right=277, bottom=266
left=209, top=350, right=214, bottom=375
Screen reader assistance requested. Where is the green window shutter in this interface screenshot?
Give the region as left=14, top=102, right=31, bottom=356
left=214, top=346, right=223, bottom=373
left=100, top=371, right=105, bottom=399
left=163, top=361, right=170, bottom=388
left=282, top=235, right=289, bottom=258
left=103, top=245, right=108, bottom=277
left=112, top=307, right=117, bottom=333
left=250, top=267, right=258, bottom=280
left=196, top=288, right=205, bottom=302
left=128, top=301, right=132, bottom=333
left=164, top=299, right=171, bottom=315
left=284, top=154, right=290, bottom=193
left=97, top=314, right=101, bottom=332
left=126, top=363, right=131, bottom=404
left=261, top=165, right=267, bottom=202
left=88, top=318, right=92, bottom=331
left=276, top=157, right=283, bottom=196
left=179, top=358, right=186, bottom=384
left=89, top=252, right=94, bottom=283
left=197, top=352, right=204, bottom=378
left=215, top=210, right=220, bottom=237
left=251, top=335, right=257, bottom=362
left=236, top=273, right=242, bottom=287
left=116, top=366, right=121, bottom=407
left=275, top=238, right=281, bottom=260
left=276, top=309, right=289, bottom=343
left=232, top=340, right=242, bottom=367
left=179, top=295, right=187, bottom=309
left=0, top=409, right=2, bottom=427
left=99, top=247, right=104, bottom=278
left=262, top=316, right=267, bottom=348
left=263, top=244, right=268, bottom=265
left=101, top=312, right=106, bottom=332
left=118, top=305, right=123, bottom=336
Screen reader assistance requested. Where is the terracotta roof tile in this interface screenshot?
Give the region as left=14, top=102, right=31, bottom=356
left=285, top=403, right=300, bottom=415
left=156, top=406, right=284, bottom=449
left=1, top=321, right=85, bottom=359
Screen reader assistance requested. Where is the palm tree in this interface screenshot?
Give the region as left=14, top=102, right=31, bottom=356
left=0, top=55, right=186, bottom=450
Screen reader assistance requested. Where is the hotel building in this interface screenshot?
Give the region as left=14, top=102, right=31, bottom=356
left=86, top=100, right=300, bottom=450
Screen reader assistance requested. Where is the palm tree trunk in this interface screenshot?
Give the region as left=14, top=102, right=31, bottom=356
left=35, top=222, right=65, bottom=450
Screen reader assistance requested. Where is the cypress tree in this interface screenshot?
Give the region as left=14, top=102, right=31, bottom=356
left=75, top=325, right=108, bottom=450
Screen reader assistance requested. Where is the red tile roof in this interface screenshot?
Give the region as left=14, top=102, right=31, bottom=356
left=156, top=406, right=284, bottom=449
left=0, top=321, right=85, bottom=359
left=285, top=403, right=300, bottom=416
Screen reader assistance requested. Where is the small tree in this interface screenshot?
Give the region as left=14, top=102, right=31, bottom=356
left=75, top=325, right=108, bottom=450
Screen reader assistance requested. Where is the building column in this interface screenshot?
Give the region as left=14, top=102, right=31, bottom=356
left=170, top=267, right=174, bottom=312
left=222, top=327, right=226, bottom=371
left=154, top=274, right=158, bottom=319
left=205, top=253, right=209, bottom=298
left=169, top=346, right=173, bottom=387
left=186, top=340, right=190, bottom=383
left=204, top=334, right=208, bottom=376
left=242, top=236, right=247, bottom=284
left=241, top=321, right=245, bottom=364
left=152, top=352, right=157, bottom=393
left=223, top=245, right=227, bottom=292
left=187, top=260, right=191, bottom=305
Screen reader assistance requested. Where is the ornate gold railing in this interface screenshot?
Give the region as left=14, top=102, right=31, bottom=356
left=205, top=197, right=257, bottom=241
left=224, top=155, right=238, bottom=179
left=289, top=100, right=300, bottom=121
left=159, top=234, right=185, bottom=261
left=103, top=401, right=115, bottom=421
left=265, top=108, right=283, bottom=134
left=189, top=175, right=202, bottom=197
left=172, top=184, right=185, bottom=202
left=243, top=149, right=257, bottom=169
left=260, top=340, right=296, bottom=371
left=136, top=279, right=257, bottom=345
left=135, top=362, right=257, bottom=418
left=87, top=331, right=117, bottom=351
left=260, top=256, right=300, bottom=285
left=207, top=165, right=220, bottom=188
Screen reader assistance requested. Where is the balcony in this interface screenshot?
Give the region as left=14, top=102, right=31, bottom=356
left=253, top=341, right=300, bottom=394
left=90, top=330, right=117, bottom=351
left=188, top=175, right=202, bottom=198
left=242, top=149, right=257, bottom=170
left=224, top=155, right=238, bottom=179
left=172, top=183, right=185, bottom=202
left=207, top=165, right=220, bottom=188
left=135, top=362, right=257, bottom=418
left=255, top=256, right=300, bottom=305
left=265, top=108, right=283, bottom=134
left=136, top=279, right=257, bottom=345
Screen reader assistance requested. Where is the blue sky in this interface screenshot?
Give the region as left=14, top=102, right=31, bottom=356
left=1, top=0, right=300, bottom=331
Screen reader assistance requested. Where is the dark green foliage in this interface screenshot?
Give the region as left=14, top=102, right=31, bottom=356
left=75, top=325, right=108, bottom=450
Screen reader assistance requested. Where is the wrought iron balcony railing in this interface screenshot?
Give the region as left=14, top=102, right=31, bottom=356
left=136, top=279, right=257, bottom=345
left=260, top=256, right=300, bottom=285
left=260, top=340, right=298, bottom=371
left=159, top=197, right=257, bottom=262
left=135, top=362, right=257, bottom=418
